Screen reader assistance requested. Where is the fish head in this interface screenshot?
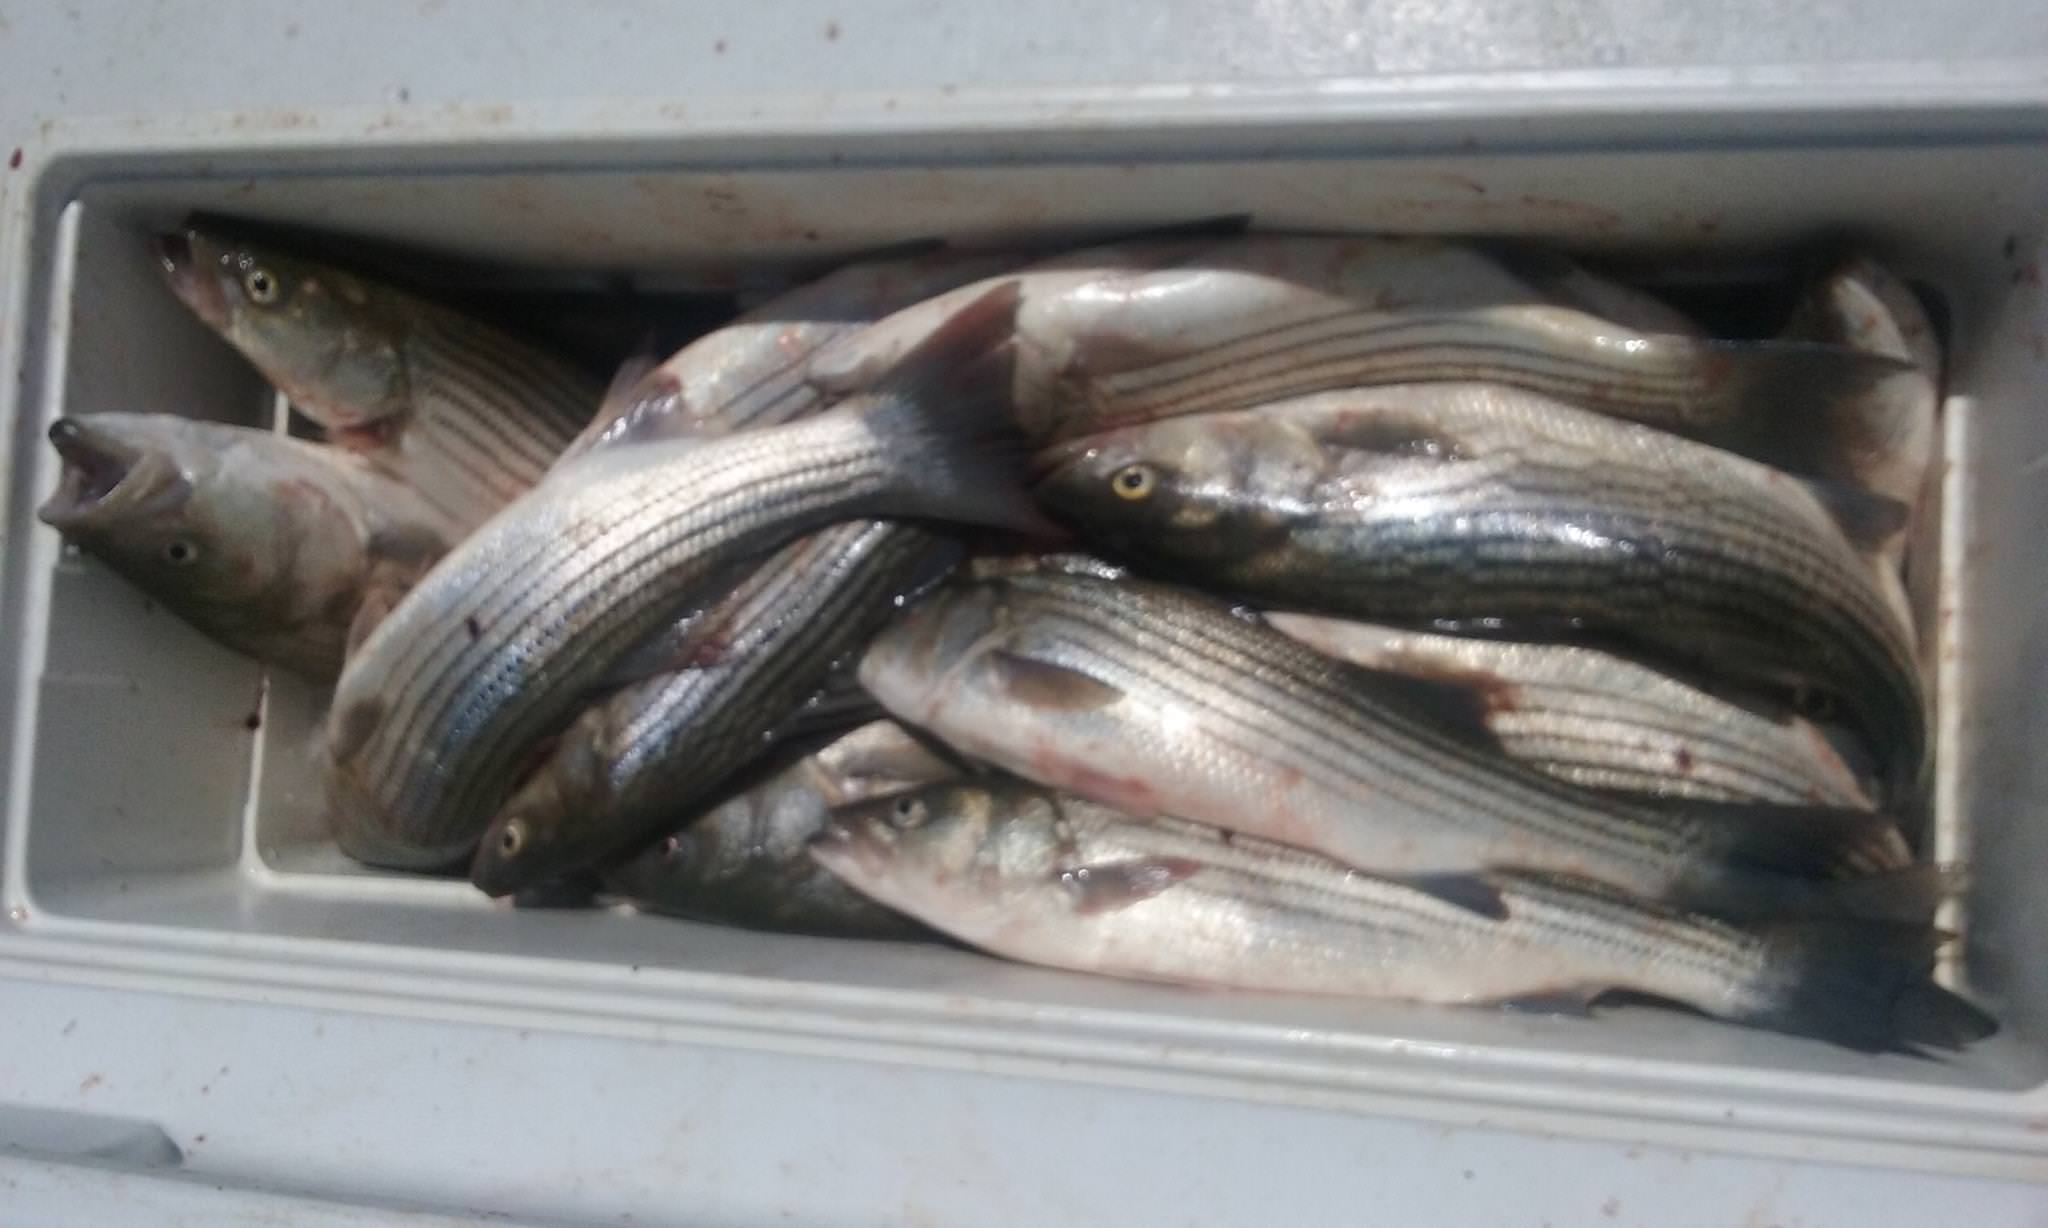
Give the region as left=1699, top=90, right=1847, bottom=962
left=601, top=824, right=713, bottom=901
left=158, top=227, right=412, bottom=429
left=1033, top=416, right=1307, bottom=563
left=470, top=725, right=611, bottom=898
left=856, top=580, right=1009, bottom=719
left=812, top=780, right=1060, bottom=928
left=38, top=414, right=355, bottom=656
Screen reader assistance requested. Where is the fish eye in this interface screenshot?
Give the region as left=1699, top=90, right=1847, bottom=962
left=497, top=820, right=526, bottom=858
left=161, top=538, right=199, bottom=566
left=242, top=265, right=281, bottom=305
left=889, top=796, right=927, bottom=830
left=1111, top=463, right=1157, bottom=501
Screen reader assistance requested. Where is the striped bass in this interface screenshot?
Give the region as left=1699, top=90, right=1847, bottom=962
left=38, top=413, right=459, bottom=679
left=604, top=720, right=953, bottom=937
left=1034, top=383, right=1927, bottom=796
left=858, top=570, right=1923, bottom=920
left=562, top=248, right=1022, bottom=459
left=158, top=226, right=600, bottom=529
left=1262, top=614, right=1880, bottom=811
left=810, top=235, right=1910, bottom=484
left=325, top=283, right=1035, bottom=869
left=815, top=779, right=1992, bottom=1053
left=470, top=520, right=951, bottom=895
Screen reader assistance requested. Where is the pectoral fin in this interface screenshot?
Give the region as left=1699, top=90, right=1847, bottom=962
left=984, top=651, right=1126, bottom=712
left=1059, top=857, right=1203, bottom=915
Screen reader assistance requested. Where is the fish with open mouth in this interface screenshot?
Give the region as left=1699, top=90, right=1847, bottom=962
left=38, top=413, right=460, bottom=679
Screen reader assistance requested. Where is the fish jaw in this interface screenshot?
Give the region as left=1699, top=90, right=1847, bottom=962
left=808, top=810, right=905, bottom=892
left=156, top=230, right=232, bottom=330
left=38, top=417, right=186, bottom=531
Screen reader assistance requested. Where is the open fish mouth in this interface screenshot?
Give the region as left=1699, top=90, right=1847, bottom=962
left=155, top=230, right=231, bottom=329
left=38, top=418, right=151, bottom=528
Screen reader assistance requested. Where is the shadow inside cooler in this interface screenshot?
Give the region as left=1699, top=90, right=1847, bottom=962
left=13, top=142, right=2048, bottom=1094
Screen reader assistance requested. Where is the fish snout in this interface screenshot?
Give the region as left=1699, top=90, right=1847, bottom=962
left=38, top=417, right=147, bottom=528
left=157, top=231, right=232, bottom=328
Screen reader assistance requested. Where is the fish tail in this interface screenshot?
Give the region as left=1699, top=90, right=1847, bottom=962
left=1685, top=863, right=1957, bottom=925
left=1664, top=800, right=1958, bottom=920
left=858, top=280, right=1054, bottom=536
left=1693, top=339, right=1920, bottom=492
left=1685, top=798, right=1915, bottom=876
left=1744, top=920, right=1995, bottom=1053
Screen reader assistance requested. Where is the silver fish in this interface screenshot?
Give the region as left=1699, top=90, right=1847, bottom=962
left=1263, top=614, right=1879, bottom=810
left=158, top=226, right=600, bottom=529
left=326, top=283, right=1034, bottom=869
left=811, top=235, right=1907, bottom=473
left=563, top=249, right=1022, bottom=459
left=814, top=779, right=1993, bottom=1052
left=38, top=413, right=459, bottom=679
left=604, top=721, right=954, bottom=937
left=470, top=521, right=950, bottom=896
left=1782, top=251, right=1943, bottom=562
left=1033, top=383, right=1926, bottom=795
left=859, top=571, right=1921, bottom=919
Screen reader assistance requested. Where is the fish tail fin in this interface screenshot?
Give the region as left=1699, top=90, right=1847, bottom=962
left=1745, top=920, right=1994, bottom=1053
left=1679, top=864, right=1956, bottom=924
left=1688, top=799, right=1915, bottom=877
left=859, top=280, right=1053, bottom=536
left=1692, top=339, right=1919, bottom=487
left=557, top=349, right=681, bottom=464
left=1665, top=801, right=1961, bottom=921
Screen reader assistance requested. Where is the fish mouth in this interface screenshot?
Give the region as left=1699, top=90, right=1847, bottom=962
left=808, top=816, right=895, bottom=880
left=156, top=230, right=231, bottom=328
left=38, top=418, right=152, bottom=529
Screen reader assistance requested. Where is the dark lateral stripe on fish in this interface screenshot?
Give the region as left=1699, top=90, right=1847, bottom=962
left=1091, top=312, right=1712, bottom=416
left=609, top=523, right=924, bottom=784
left=1096, top=308, right=1691, bottom=403
left=414, top=350, right=567, bottom=476
left=705, top=353, right=820, bottom=432
left=419, top=311, right=598, bottom=436
left=364, top=457, right=848, bottom=805
left=416, top=308, right=595, bottom=428
left=414, top=315, right=592, bottom=449
left=1082, top=578, right=1890, bottom=883
left=1004, top=577, right=1692, bottom=871
left=1499, top=728, right=1850, bottom=803
left=365, top=446, right=891, bottom=831
left=1315, top=517, right=1921, bottom=766
left=413, top=330, right=582, bottom=473
left=610, top=525, right=884, bottom=760
left=1320, top=487, right=1915, bottom=685
left=398, top=387, right=554, bottom=501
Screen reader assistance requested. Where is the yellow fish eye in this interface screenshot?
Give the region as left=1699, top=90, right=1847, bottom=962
left=497, top=819, right=526, bottom=858
left=242, top=265, right=281, bottom=305
left=1111, top=463, right=1157, bottom=501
